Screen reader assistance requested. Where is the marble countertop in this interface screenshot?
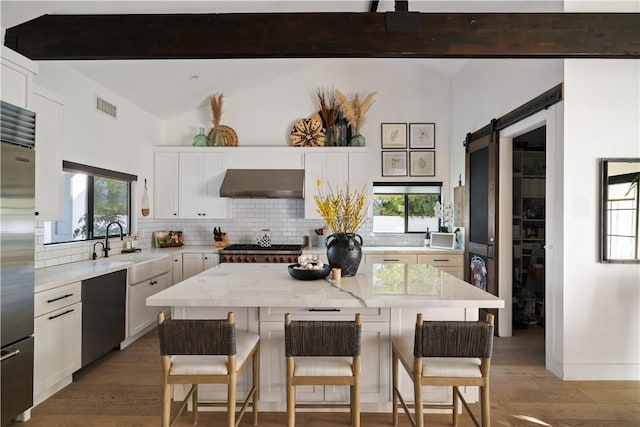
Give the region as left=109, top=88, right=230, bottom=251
left=35, top=246, right=218, bottom=293
left=146, top=263, right=503, bottom=309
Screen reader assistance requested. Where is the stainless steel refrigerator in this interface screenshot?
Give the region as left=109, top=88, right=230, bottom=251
left=1, top=101, right=36, bottom=427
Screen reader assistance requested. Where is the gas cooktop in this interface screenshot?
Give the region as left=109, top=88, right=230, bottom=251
left=221, top=244, right=303, bottom=252
left=219, top=244, right=304, bottom=263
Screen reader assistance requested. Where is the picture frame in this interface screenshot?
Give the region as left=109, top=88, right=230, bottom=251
left=409, top=151, right=435, bottom=177
left=382, top=151, right=408, bottom=176
left=381, top=123, right=407, bottom=149
left=409, top=123, right=435, bottom=149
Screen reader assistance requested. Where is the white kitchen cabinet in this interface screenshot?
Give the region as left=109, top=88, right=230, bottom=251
left=34, top=281, right=82, bottom=405
left=417, top=253, right=464, bottom=279
left=1, top=47, right=37, bottom=108
left=171, top=254, right=183, bottom=285
left=227, top=147, right=304, bottom=169
left=179, top=152, right=230, bottom=219
left=364, top=254, right=417, bottom=265
left=128, top=271, right=171, bottom=337
left=304, top=149, right=370, bottom=220
left=154, top=152, right=179, bottom=218
left=32, top=85, right=63, bottom=222
left=182, top=252, right=219, bottom=280
left=304, top=152, right=347, bottom=220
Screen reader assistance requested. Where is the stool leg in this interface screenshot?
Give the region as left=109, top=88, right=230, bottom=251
left=286, top=358, right=295, bottom=427
left=193, top=384, right=198, bottom=425
left=481, top=385, right=490, bottom=427
left=392, top=351, right=398, bottom=427
left=162, top=383, right=171, bottom=427
left=353, top=382, right=360, bottom=427
left=414, top=377, right=424, bottom=427
left=253, top=347, right=260, bottom=426
left=452, top=386, right=459, bottom=426
left=228, top=373, right=237, bottom=427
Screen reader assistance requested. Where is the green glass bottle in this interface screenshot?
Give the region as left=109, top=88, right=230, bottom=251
left=192, top=127, right=209, bottom=147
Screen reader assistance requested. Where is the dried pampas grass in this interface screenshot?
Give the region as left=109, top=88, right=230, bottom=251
left=316, top=88, right=338, bottom=126
left=335, top=90, right=376, bottom=130
left=210, top=93, right=224, bottom=127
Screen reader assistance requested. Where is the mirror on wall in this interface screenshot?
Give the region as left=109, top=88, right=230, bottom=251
left=601, top=158, right=640, bottom=263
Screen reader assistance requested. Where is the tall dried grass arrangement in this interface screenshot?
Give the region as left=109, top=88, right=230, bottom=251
left=315, top=88, right=338, bottom=126
left=210, top=93, right=224, bottom=127
left=335, top=90, right=377, bottom=130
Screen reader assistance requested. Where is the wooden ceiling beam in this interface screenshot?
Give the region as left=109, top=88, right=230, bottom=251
left=4, top=12, right=639, bottom=60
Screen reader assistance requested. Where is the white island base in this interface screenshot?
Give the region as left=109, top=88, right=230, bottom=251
left=148, top=263, right=504, bottom=412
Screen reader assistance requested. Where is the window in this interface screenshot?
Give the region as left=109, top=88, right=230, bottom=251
left=44, top=161, right=136, bottom=244
left=372, top=183, right=442, bottom=234
left=606, top=178, right=638, bottom=260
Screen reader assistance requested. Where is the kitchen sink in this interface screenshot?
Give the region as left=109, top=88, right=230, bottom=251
left=95, top=252, right=172, bottom=285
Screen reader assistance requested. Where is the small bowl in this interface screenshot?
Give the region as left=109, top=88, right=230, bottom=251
left=288, top=263, right=332, bottom=281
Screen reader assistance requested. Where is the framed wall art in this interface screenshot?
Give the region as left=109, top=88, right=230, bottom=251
left=382, top=151, right=408, bottom=176
left=381, top=123, right=407, bottom=149
left=409, top=123, right=435, bottom=149
left=409, top=151, right=435, bottom=177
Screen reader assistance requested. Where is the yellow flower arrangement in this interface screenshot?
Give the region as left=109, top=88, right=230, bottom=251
left=314, top=180, right=368, bottom=234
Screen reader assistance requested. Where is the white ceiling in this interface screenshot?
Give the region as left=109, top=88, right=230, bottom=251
left=1, top=1, right=562, bottom=120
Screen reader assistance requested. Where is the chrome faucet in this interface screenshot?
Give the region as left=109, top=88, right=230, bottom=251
left=92, top=241, right=105, bottom=260
left=104, top=221, right=124, bottom=258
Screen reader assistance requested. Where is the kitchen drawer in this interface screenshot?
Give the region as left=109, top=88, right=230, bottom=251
left=35, top=281, right=81, bottom=317
left=260, top=306, right=389, bottom=322
left=417, top=254, right=464, bottom=267
left=364, top=254, right=417, bottom=264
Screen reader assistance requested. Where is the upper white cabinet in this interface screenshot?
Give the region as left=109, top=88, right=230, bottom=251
left=1, top=47, right=37, bottom=108
left=227, top=147, right=303, bottom=169
left=304, top=148, right=370, bottom=220
left=153, top=149, right=231, bottom=219
left=32, top=85, right=63, bottom=222
left=179, top=152, right=230, bottom=219
left=154, top=152, right=179, bottom=218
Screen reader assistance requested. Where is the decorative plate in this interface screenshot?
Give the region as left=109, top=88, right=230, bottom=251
left=290, top=118, right=325, bottom=147
left=208, top=125, right=238, bottom=147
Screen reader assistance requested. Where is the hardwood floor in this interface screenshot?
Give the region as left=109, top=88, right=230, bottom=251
left=23, top=325, right=640, bottom=427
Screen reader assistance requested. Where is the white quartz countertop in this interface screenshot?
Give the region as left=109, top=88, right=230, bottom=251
left=34, top=246, right=218, bottom=293
left=146, top=263, right=503, bottom=309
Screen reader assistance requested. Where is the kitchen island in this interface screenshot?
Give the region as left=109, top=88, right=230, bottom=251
left=146, top=263, right=504, bottom=412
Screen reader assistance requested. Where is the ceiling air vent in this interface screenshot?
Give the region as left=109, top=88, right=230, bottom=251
left=96, top=96, right=117, bottom=118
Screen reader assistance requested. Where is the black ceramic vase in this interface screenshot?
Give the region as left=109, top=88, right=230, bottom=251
left=326, top=233, right=363, bottom=277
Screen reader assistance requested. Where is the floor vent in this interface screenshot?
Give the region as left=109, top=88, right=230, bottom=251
left=96, top=97, right=117, bottom=118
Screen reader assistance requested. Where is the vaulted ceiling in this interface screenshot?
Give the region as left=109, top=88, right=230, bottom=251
left=2, top=1, right=638, bottom=120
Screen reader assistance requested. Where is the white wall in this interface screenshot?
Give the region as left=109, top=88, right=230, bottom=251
left=449, top=59, right=564, bottom=195
left=562, top=59, right=640, bottom=380
left=32, top=62, right=163, bottom=267
left=163, top=59, right=453, bottom=192
left=450, top=57, right=640, bottom=380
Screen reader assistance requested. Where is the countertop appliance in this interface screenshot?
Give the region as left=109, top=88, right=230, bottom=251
left=1, top=101, right=36, bottom=427
left=220, top=244, right=303, bottom=264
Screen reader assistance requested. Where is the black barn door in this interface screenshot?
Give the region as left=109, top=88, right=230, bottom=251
left=465, top=125, right=499, bottom=323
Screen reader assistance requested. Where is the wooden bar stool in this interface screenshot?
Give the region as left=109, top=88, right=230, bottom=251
left=284, top=312, right=362, bottom=427
left=157, top=311, right=260, bottom=427
left=391, top=313, right=495, bottom=427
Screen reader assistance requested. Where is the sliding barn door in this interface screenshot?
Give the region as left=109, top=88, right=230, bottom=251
left=465, top=128, right=499, bottom=322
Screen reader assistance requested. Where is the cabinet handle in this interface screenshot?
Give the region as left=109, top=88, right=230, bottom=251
left=432, top=259, right=450, bottom=262
left=47, top=293, right=74, bottom=303
left=150, top=280, right=158, bottom=285
left=383, top=258, right=400, bottom=262
left=48, top=309, right=74, bottom=320
left=307, top=308, right=340, bottom=312
left=1, top=349, right=20, bottom=362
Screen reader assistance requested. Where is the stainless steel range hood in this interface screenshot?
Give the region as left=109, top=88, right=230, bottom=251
left=219, top=169, right=304, bottom=198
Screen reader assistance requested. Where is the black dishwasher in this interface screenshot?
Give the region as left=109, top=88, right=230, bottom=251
left=81, top=269, right=127, bottom=367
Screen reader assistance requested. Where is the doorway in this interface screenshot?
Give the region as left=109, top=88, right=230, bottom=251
left=511, top=127, right=546, bottom=341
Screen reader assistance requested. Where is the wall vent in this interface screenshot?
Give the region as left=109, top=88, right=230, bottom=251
left=96, top=97, right=117, bottom=118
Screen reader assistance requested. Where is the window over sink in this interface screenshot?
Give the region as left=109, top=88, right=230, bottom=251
left=44, top=161, right=136, bottom=244
left=372, top=182, right=442, bottom=234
